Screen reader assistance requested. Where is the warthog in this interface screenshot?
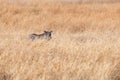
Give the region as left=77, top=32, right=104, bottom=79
left=29, top=31, right=53, bottom=41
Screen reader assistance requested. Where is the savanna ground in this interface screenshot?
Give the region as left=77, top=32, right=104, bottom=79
left=0, top=0, right=120, bottom=80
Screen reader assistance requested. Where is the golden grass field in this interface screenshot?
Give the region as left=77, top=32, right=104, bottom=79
left=0, top=0, right=120, bottom=80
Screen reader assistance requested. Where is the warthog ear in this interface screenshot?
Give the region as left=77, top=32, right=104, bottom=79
left=50, top=31, right=53, bottom=33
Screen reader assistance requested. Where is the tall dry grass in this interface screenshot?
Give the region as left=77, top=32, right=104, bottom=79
left=0, top=1, right=120, bottom=80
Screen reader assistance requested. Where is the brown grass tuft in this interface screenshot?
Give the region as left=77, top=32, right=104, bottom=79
left=109, top=61, right=120, bottom=80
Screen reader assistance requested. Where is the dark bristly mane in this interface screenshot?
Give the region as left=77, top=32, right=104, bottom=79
left=29, top=31, right=53, bottom=41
